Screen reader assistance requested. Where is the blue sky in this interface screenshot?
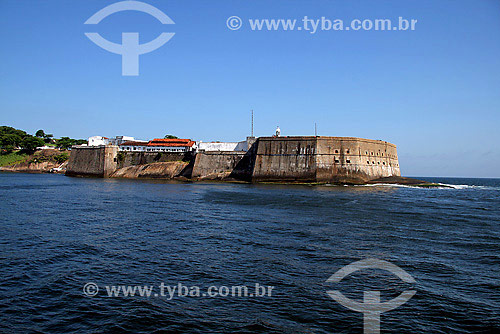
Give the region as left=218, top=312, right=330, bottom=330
left=1, top=0, right=499, bottom=177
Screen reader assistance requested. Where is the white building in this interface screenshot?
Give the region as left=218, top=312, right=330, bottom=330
left=197, top=140, right=249, bottom=152
left=87, top=135, right=144, bottom=147
left=88, top=136, right=109, bottom=146
left=108, top=136, right=139, bottom=146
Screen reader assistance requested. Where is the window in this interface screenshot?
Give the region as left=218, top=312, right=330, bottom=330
left=367, top=161, right=370, bottom=164
left=383, top=162, right=385, bottom=165
left=334, top=159, right=340, bottom=163
left=378, top=162, right=380, bottom=164
left=346, top=159, right=351, bottom=163
left=335, top=149, right=339, bottom=154
left=365, top=151, right=368, bottom=155
left=346, top=149, right=350, bottom=154
left=372, top=161, right=375, bottom=164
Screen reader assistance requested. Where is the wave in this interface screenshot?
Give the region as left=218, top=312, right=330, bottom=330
left=355, top=183, right=497, bottom=190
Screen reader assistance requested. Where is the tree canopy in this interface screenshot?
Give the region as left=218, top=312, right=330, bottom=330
left=1, top=126, right=87, bottom=154
left=35, top=129, right=45, bottom=138
left=20, top=136, right=44, bottom=153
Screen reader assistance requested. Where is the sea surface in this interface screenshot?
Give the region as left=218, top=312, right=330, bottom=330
left=0, top=172, right=499, bottom=333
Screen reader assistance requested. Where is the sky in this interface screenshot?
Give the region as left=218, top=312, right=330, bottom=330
left=1, top=0, right=499, bottom=178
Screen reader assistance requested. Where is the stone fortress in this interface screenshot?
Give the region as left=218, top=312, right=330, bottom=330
left=66, top=133, right=401, bottom=184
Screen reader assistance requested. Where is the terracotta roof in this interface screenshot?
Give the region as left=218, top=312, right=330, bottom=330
left=147, top=138, right=195, bottom=147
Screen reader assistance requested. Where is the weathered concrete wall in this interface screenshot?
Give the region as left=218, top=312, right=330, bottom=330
left=66, top=137, right=400, bottom=183
left=67, top=148, right=192, bottom=178
left=252, top=137, right=400, bottom=183
left=191, top=152, right=247, bottom=180
left=117, top=151, right=190, bottom=169
left=315, top=137, right=400, bottom=183
left=66, top=145, right=118, bottom=177
left=253, top=137, right=317, bottom=182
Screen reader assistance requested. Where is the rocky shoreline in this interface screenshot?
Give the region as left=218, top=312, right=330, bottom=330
left=2, top=163, right=445, bottom=188
left=1, top=150, right=443, bottom=187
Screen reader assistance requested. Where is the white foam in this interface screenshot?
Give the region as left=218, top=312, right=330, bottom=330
left=354, top=183, right=492, bottom=190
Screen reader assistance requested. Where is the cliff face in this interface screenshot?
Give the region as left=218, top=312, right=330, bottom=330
left=110, top=161, right=188, bottom=179
left=0, top=161, right=63, bottom=173
left=0, top=149, right=69, bottom=173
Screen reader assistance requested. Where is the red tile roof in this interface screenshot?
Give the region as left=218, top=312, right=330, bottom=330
left=147, top=138, right=195, bottom=147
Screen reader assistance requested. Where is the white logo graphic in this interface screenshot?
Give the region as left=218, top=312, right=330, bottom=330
left=83, top=282, right=99, bottom=297
left=326, top=258, right=416, bottom=334
left=84, top=1, right=175, bottom=76
left=226, top=16, right=243, bottom=30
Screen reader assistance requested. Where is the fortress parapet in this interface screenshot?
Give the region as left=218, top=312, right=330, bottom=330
left=66, top=136, right=401, bottom=183
left=252, top=136, right=400, bottom=183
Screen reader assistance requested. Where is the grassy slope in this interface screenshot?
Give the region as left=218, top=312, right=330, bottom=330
left=0, top=152, right=29, bottom=166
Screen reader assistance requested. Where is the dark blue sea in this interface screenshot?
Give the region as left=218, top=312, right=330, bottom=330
left=1, top=172, right=499, bottom=333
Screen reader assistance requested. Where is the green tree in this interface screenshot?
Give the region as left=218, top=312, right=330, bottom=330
left=43, top=134, right=54, bottom=143
left=164, top=134, right=178, bottom=139
left=1, top=133, right=23, bottom=148
left=74, top=139, right=88, bottom=145
left=0, top=126, right=27, bottom=139
left=20, top=136, right=44, bottom=153
left=53, top=152, right=69, bottom=163
left=35, top=129, right=45, bottom=138
left=56, top=137, right=75, bottom=150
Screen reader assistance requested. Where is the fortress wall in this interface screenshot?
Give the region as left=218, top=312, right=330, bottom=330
left=252, top=137, right=317, bottom=182
left=66, top=145, right=118, bottom=177
left=117, top=152, right=190, bottom=169
left=66, top=137, right=400, bottom=183
left=316, top=137, right=401, bottom=182
left=191, top=152, right=247, bottom=180
left=252, top=137, right=400, bottom=183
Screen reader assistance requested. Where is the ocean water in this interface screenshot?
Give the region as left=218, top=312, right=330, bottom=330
left=0, top=172, right=499, bottom=333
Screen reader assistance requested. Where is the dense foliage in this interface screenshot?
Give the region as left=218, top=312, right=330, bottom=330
left=0, top=126, right=87, bottom=154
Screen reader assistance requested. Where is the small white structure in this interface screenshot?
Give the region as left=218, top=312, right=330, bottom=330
left=36, top=145, right=57, bottom=150
left=275, top=126, right=281, bottom=137
left=88, top=135, right=143, bottom=147
left=108, top=136, right=137, bottom=146
left=88, top=136, right=109, bottom=146
left=197, top=140, right=248, bottom=152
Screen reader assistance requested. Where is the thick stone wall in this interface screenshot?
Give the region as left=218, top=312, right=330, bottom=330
left=117, top=151, right=191, bottom=169
left=253, top=137, right=317, bottom=182
left=66, top=137, right=400, bottom=183
left=191, top=152, right=247, bottom=180
left=66, top=145, right=118, bottom=177
left=315, top=137, right=400, bottom=182
left=252, top=137, right=400, bottom=183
